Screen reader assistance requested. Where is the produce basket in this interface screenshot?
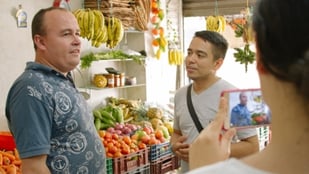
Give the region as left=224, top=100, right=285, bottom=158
left=0, top=131, right=16, bottom=151
left=126, top=164, right=150, bottom=174
left=106, top=158, right=113, bottom=174
left=148, top=141, right=172, bottom=162
left=112, top=148, right=149, bottom=174
left=150, top=154, right=179, bottom=174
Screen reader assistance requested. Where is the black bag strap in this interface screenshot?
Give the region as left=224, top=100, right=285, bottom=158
left=186, top=84, right=204, bottom=133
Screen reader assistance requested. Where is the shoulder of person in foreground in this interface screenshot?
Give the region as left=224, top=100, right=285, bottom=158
left=188, top=158, right=271, bottom=174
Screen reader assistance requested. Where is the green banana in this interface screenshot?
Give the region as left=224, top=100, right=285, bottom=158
left=100, top=122, right=112, bottom=130
left=100, top=109, right=116, bottom=122
left=112, top=107, right=124, bottom=124
left=100, top=115, right=116, bottom=128
left=93, top=109, right=103, bottom=120
left=94, top=118, right=101, bottom=131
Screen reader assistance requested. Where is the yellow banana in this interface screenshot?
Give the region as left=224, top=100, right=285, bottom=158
left=87, top=9, right=95, bottom=40
left=178, top=50, right=184, bottom=65
left=82, top=9, right=89, bottom=39
left=219, top=16, right=226, bottom=32
left=73, top=9, right=85, bottom=38
left=168, top=50, right=173, bottom=65
left=155, top=49, right=161, bottom=59
left=91, top=10, right=105, bottom=46
left=176, top=50, right=181, bottom=65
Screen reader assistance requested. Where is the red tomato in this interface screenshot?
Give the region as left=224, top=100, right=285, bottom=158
left=141, top=134, right=150, bottom=144
left=138, top=142, right=147, bottom=149
left=123, top=135, right=132, bottom=145
left=112, top=133, right=119, bottom=140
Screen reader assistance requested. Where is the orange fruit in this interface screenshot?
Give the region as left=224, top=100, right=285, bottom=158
left=155, top=130, right=163, bottom=139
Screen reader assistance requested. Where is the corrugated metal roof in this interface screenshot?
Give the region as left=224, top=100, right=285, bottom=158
left=183, top=0, right=256, bottom=16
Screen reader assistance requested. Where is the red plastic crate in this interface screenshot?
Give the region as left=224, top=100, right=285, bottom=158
left=150, top=154, right=179, bottom=174
left=126, top=164, right=150, bottom=174
left=0, top=132, right=16, bottom=151
left=113, top=148, right=149, bottom=174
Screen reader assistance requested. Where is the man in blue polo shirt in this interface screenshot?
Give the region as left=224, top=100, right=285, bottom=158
left=231, top=92, right=252, bottom=127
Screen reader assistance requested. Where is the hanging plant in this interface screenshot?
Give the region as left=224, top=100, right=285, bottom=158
left=234, top=44, right=255, bottom=72
left=232, top=7, right=256, bottom=72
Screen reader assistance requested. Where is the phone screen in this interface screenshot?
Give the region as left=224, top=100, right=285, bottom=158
left=222, top=89, right=271, bottom=129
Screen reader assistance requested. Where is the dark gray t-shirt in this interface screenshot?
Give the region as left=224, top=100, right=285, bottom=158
left=6, top=62, right=106, bottom=173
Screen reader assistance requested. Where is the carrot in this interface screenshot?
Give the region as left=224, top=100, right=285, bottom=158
left=3, top=156, right=11, bottom=165
left=0, top=167, right=5, bottom=174
left=6, top=164, right=17, bottom=174
left=0, top=151, right=16, bottom=161
left=13, top=149, right=20, bottom=160
left=12, top=160, right=21, bottom=166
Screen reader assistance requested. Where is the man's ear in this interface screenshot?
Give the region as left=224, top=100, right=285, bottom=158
left=33, top=35, right=46, bottom=50
left=213, top=58, right=224, bottom=71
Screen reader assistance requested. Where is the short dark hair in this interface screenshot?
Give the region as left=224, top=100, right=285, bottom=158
left=194, top=30, right=228, bottom=60
left=31, top=7, right=67, bottom=49
left=252, top=0, right=309, bottom=101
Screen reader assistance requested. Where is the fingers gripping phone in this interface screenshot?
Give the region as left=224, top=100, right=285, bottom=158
left=221, top=89, right=271, bottom=129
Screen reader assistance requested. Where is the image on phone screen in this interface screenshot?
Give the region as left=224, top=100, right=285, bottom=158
left=223, top=89, right=271, bottom=129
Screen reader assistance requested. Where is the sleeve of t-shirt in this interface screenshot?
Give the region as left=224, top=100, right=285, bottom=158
left=236, top=128, right=257, bottom=140
left=8, top=85, right=53, bottom=159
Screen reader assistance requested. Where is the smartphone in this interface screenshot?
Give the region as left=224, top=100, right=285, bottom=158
left=221, top=89, right=271, bottom=129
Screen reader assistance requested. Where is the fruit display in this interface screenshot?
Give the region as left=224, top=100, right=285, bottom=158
left=232, top=7, right=256, bottom=72
left=93, top=96, right=174, bottom=138
left=150, top=0, right=167, bottom=60
left=168, top=49, right=184, bottom=65
left=72, top=8, right=124, bottom=48
left=205, top=15, right=227, bottom=32
left=0, top=149, right=21, bottom=174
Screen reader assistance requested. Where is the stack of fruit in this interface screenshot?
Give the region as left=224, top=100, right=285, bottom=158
left=72, top=8, right=124, bottom=48
left=168, top=49, right=184, bottom=65
left=93, top=104, right=125, bottom=131
left=150, top=0, right=167, bottom=59
left=205, top=15, right=227, bottom=32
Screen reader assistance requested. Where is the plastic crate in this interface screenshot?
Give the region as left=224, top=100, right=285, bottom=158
left=0, top=132, right=16, bottom=151
left=148, top=142, right=172, bottom=162
left=127, top=164, right=150, bottom=174
left=106, top=158, right=113, bottom=174
left=113, top=148, right=149, bottom=174
left=150, top=154, right=179, bottom=174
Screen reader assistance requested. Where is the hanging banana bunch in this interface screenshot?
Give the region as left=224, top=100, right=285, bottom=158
left=72, top=9, right=124, bottom=49
left=73, top=9, right=108, bottom=48
left=168, top=49, right=184, bottom=65
left=105, top=16, right=124, bottom=49
left=206, top=15, right=227, bottom=32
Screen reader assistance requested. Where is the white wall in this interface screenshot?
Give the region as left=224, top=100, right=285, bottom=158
left=0, top=0, right=83, bottom=130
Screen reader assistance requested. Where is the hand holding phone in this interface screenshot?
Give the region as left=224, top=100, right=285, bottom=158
left=221, top=89, right=271, bottom=129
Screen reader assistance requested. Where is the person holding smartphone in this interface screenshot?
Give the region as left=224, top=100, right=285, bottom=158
left=171, top=30, right=259, bottom=173
left=188, top=0, right=309, bottom=173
